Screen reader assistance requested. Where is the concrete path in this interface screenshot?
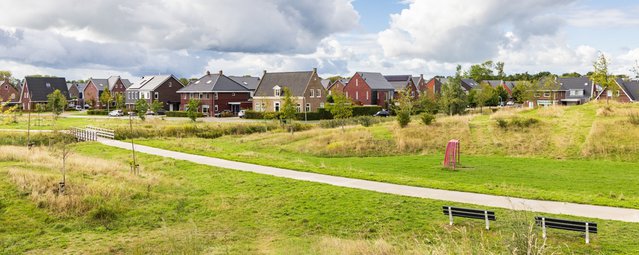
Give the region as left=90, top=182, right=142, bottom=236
left=99, top=138, right=639, bottom=223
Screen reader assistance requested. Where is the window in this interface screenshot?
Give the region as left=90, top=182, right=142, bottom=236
left=215, top=93, right=218, bottom=100
left=345, top=91, right=348, bottom=97
left=319, top=102, right=325, bottom=108
left=296, top=103, right=301, bottom=112
left=261, top=103, right=266, bottom=112
left=356, top=91, right=359, bottom=100
left=214, top=105, right=218, bottom=112
left=617, top=90, right=621, bottom=97
left=366, top=91, right=369, bottom=100
left=45, top=83, right=51, bottom=88
left=310, top=89, right=315, bottom=97
left=206, top=93, right=210, bottom=99
left=232, top=92, right=236, bottom=96
left=305, top=103, right=311, bottom=112
left=543, top=92, right=550, bottom=97
left=316, top=89, right=321, bottom=98
left=274, top=86, right=281, bottom=97
left=534, top=92, right=541, bottom=97
left=570, top=90, right=583, bottom=96
left=183, top=94, right=187, bottom=99
left=168, top=82, right=172, bottom=88
left=356, top=79, right=359, bottom=87
left=199, top=93, right=203, bottom=99
left=607, top=90, right=613, bottom=97
left=274, top=102, right=280, bottom=112
left=154, top=92, right=159, bottom=99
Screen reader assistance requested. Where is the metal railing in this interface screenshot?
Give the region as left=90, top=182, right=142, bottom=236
left=71, top=126, right=115, bottom=141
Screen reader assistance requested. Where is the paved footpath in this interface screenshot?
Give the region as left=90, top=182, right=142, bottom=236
left=99, top=138, right=639, bottom=223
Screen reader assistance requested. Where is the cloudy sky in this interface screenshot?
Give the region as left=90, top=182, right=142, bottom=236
left=1, top=0, right=638, bottom=81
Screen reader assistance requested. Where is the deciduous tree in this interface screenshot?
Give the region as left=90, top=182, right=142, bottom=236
left=135, top=99, right=148, bottom=121
left=186, top=99, right=201, bottom=122
left=591, top=52, right=615, bottom=104
left=47, top=89, right=67, bottom=119
left=328, top=92, right=353, bottom=131
left=99, top=87, right=112, bottom=111
left=440, top=65, right=468, bottom=115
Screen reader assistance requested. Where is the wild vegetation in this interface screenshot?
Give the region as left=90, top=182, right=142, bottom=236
left=1, top=144, right=638, bottom=253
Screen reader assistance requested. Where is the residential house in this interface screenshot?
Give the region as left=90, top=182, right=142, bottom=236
left=83, top=76, right=131, bottom=108
left=594, top=78, right=638, bottom=103
left=343, top=72, right=394, bottom=107
left=67, top=82, right=87, bottom=107
left=320, top=79, right=331, bottom=89
left=424, top=77, right=448, bottom=97
left=125, top=75, right=184, bottom=111
left=528, top=77, right=594, bottom=107
left=327, top=78, right=348, bottom=95
left=461, top=78, right=479, bottom=93
left=19, top=77, right=69, bottom=111
left=0, top=79, right=19, bottom=104
left=482, top=80, right=515, bottom=97
left=252, top=68, right=326, bottom=112
left=384, top=75, right=418, bottom=99
left=229, top=76, right=260, bottom=97
left=412, top=75, right=427, bottom=97
left=177, top=71, right=251, bottom=116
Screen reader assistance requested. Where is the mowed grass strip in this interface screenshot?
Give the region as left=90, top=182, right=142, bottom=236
left=0, top=144, right=637, bottom=254
left=136, top=136, right=639, bottom=209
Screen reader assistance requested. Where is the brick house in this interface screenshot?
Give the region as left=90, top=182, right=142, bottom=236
left=423, top=77, right=448, bottom=97
left=461, top=79, right=479, bottom=93
left=83, top=76, right=131, bottom=108
left=482, top=80, right=515, bottom=97
left=326, top=78, right=348, bottom=95
left=125, top=75, right=184, bottom=111
left=593, top=78, right=638, bottom=103
left=67, top=82, right=87, bottom=107
left=0, top=79, right=19, bottom=105
left=19, top=77, right=69, bottom=111
left=177, top=71, right=251, bottom=116
left=343, top=72, right=394, bottom=107
left=252, top=69, right=326, bottom=112
left=384, top=75, right=418, bottom=99
left=229, top=76, right=260, bottom=98
left=527, top=77, right=594, bottom=107
left=412, top=75, right=427, bottom=97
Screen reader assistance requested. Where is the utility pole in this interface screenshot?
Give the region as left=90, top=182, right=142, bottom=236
left=27, top=109, right=32, bottom=149
left=129, top=113, right=138, bottom=175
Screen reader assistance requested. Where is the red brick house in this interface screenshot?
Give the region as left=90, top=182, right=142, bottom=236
left=83, top=76, right=131, bottom=108
left=412, top=75, right=427, bottom=97
left=525, top=77, right=594, bottom=107
left=343, top=72, right=394, bottom=107
left=177, top=71, right=252, bottom=116
left=0, top=79, right=19, bottom=104
left=593, top=78, right=638, bottom=103
left=384, top=75, right=418, bottom=99
left=327, top=78, right=348, bottom=95
left=19, top=77, right=70, bottom=111
left=424, top=77, right=448, bottom=98
left=125, top=75, right=184, bottom=111
left=483, top=80, right=515, bottom=97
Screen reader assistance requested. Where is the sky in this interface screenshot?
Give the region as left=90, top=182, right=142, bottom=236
left=1, top=0, right=638, bottom=81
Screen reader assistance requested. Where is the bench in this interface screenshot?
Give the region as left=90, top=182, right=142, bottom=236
left=535, top=216, right=597, bottom=244
left=442, top=206, right=496, bottom=230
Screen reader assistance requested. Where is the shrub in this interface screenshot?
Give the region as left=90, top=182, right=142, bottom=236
left=244, top=110, right=264, bottom=119
left=397, top=111, right=411, bottom=128
left=420, top=113, right=435, bottom=125
left=496, top=119, right=508, bottom=129
left=629, top=113, right=639, bottom=125
left=87, top=110, right=108, bottom=115
left=352, top=106, right=382, bottom=116
left=166, top=111, right=204, bottom=118
left=113, top=123, right=283, bottom=140
left=496, top=117, right=539, bottom=130
left=263, top=112, right=280, bottom=120
left=220, top=111, right=235, bottom=117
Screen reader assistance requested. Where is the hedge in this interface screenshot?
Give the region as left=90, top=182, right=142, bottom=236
left=245, top=106, right=379, bottom=120
left=352, top=106, right=382, bottom=116
left=87, top=110, right=108, bottom=115
left=166, top=111, right=204, bottom=118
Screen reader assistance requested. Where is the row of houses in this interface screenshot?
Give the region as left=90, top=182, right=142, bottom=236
left=2, top=69, right=637, bottom=115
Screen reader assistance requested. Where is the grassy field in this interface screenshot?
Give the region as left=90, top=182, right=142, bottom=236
left=1, top=143, right=638, bottom=254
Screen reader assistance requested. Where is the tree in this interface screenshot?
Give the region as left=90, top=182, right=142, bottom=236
left=416, top=94, right=438, bottom=114
left=115, top=93, right=125, bottom=111
left=179, top=78, right=190, bottom=86
left=185, top=99, right=201, bottom=122
left=591, top=52, right=615, bottom=105
left=495, top=86, right=509, bottom=106
left=328, top=92, right=353, bottom=130
left=495, top=62, right=505, bottom=80
left=540, top=74, right=560, bottom=105
left=0, top=70, right=12, bottom=80
left=440, top=65, right=468, bottom=115
left=631, top=60, right=639, bottom=78
left=99, top=87, right=112, bottom=111
left=51, top=134, right=74, bottom=194
left=467, top=89, right=478, bottom=108
left=395, top=87, right=415, bottom=128
left=561, top=72, right=582, bottom=78
left=279, top=87, right=297, bottom=132
left=47, top=89, right=67, bottom=119
left=135, top=99, right=148, bottom=121
left=35, top=104, right=46, bottom=126
left=468, top=60, right=495, bottom=82
left=150, top=100, right=163, bottom=114
left=476, top=83, right=495, bottom=113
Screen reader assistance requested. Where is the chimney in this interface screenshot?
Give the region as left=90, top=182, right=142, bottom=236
left=313, top=67, right=317, bottom=73
left=263, top=70, right=267, bottom=76
left=420, top=74, right=424, bottom=80
left=219, top=70, right=223, bottom=76
left=206, top=70, right=211, bottom=76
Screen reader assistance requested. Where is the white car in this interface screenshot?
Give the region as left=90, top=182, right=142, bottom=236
left=238, top=110, right=246, bottom=118
left=108, top=110, right=124, bottom=117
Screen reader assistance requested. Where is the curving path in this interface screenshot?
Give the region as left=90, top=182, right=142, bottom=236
left=98, top=138, right=639, bottom=223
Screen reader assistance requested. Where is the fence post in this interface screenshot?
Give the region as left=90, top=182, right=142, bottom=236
left=448, top=207, right=453, bottom=226
left=484, top=211, right=489, bottom=230
left=585, top=222, right=590, bottom=244
left=542, top=218, right=547, bottom=239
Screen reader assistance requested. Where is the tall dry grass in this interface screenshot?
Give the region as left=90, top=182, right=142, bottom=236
left=298, top=128, right=396, bottom=157
left=394, top=115, right=472, bottom=154
left=582, top=119, right=639, bottom=160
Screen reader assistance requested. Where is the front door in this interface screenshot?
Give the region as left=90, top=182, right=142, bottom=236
left=230, top=104, right=240, bottom=114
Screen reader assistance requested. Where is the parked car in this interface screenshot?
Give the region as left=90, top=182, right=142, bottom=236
left=145, top=110, right=156, bottom=115
left=108, top=110, right=124, bottom=117
left=74, top=105, right=83, bottom=111
left=84, top=104, right=91, bottom=109
left=238, top=110, right=246, bottom=118
left=373, top=109, right=390, bottom=117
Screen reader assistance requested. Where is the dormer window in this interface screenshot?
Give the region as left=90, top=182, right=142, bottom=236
left=273, top=85, right=281, bottom=97
left=46, top=83, right=51, bottom=88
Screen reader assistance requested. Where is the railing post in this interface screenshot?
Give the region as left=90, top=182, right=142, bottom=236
left=542, top=217, right=547, bottom=239
left=448, top=207, right=453, bottom=226
left=585, top=222, right=590, bottom=244
left=484, top=211, right=489, bottom=230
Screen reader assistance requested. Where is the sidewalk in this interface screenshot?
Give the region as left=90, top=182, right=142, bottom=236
left=99, top=138, right=639, bottom=223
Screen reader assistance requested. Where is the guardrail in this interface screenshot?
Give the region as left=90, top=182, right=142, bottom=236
left=71, top=126, right=115, bottom=141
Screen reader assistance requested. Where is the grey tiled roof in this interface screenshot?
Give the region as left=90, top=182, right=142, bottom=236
left=558, top=77, right=592, bottom=98
left=229, top=76, right=260, bottom=91
left=89, top=78, right=109, bottom=91
left=128, top=75, right=180, bottom=91
left=178, top=73, right=249, bottom=93
left=617, top=78, right=639, bottom=101
left=356, top=72, right=394, bottom=90
left=461, top=79, right=479, bottom=91
left=25, top=77, right=69, bottom=102
left=384, top=75, right=412, bottom=91
left=484, top=80, right=502, bottom=88
left=254, top=71, right=314, bottom=97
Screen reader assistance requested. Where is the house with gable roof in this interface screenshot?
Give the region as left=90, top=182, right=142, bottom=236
left=177, top=70, right=252, bottom=116
left=0, top=79, right=20, bottom=105
left=252, top=68, right=326, bottom=112
left=594, top=78, right=638, bottom=103
left=384, top=75, right=418, bottom=99
left=83, top=76, right=132, bottom=108
left=125, top=75, right=184, bottom=111
left=343, top=72, right=394, bottom=107
left=19, top=76, right=69, bottom=111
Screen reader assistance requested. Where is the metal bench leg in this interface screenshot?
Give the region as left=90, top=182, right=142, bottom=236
left=448, top=207, right=453, bottom=226
left=484, top=211, right=489, bottom=230
left=542, top=217, right=547, bottom=239
left=585, top=222, right=589, bottom=244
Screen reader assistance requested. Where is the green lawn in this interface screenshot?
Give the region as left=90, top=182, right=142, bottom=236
left=135, top=136, right=639, bottom=209
left=1, top=143, right=638, bottom=253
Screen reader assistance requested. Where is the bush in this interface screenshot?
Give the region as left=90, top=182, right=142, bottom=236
left=244, top=110, right=264, bottom=119
left=630, top=113, right=639, bottom=125
left=319, top=116, right=392, bottom=129
left=352, top=106, right=382, bottom=117
left=220, top=111, right=235, bottom=117
left=166, top=111, right=204, bottom=118
left=87, top=110, right=108, bottom=115
left=397, top=111, right=411, bottom=128
left=114, top=123, right=283, bottom=140
left=420, top=113, right=435, bottom=125
left=496, top=118, right=539, bottom=130
left=496, top=119, right=508, bottom=129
